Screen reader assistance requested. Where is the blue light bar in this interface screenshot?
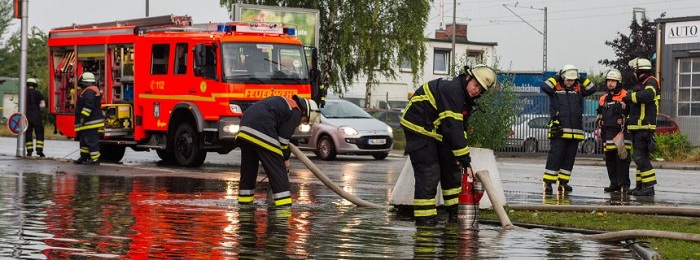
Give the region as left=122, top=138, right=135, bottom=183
left=284, top=27, right=296, bottom=36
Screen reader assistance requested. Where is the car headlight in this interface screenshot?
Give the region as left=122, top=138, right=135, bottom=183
left=299, top=124, right=311, bottom=133
left=387, top=126, right=393, bottom=135
left=338, top=126, right=358, bottom=136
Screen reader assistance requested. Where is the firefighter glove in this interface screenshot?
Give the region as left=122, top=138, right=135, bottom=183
left=548, top=119, right=563, bottom=139
left=457, top=155, right=471, bottom=168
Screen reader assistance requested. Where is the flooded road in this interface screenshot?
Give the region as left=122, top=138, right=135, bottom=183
left=0, top=156, right=640, bottom=259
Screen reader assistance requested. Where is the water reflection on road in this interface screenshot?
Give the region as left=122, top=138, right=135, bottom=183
left=0, top=170, right=637, bottom=259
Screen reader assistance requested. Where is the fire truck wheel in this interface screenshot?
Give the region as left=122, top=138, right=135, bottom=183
left=173, top=123, right=207, bottom=167
left=156, top=149, right=175, bottom=163
left=100, top=144, right=126, bottom=162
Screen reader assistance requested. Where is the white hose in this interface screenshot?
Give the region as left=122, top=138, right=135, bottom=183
left=290, top=144, right=389, bottom=209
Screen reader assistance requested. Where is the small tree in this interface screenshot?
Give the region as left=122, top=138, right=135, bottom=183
left=599, top=14, right=664, bottom=85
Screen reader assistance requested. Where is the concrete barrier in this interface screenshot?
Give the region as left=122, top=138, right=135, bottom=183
left=390, top=147, right=506, bottom=209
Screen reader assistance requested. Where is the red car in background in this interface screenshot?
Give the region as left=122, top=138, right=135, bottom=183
left=594, top=113, right=680, bottom=141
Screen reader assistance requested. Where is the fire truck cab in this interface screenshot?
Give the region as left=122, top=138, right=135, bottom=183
left=48, top=15, right=319, bottom=167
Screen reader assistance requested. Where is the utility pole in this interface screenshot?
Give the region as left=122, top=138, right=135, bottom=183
left=146, top=0, right=150, bottom=17
left=16, top=0, right=28, bottom=157
left=451, top=0, right=456, bottom=74
left=503, top=4, right=547, bottom=72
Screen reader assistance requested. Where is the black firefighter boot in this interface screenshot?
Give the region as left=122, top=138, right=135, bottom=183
left=631, top=184, right=655, bottom=196
left=558, top=181, right=573, bottom=193
left=543, top=182, right=553, bottom=195
left=415, top=216, right=438, bottom=226
left=37, top=150, right=45, bottom=157
left=630, top=181, right=643, bottom=193
left=73, top=154, right=88, bottom=164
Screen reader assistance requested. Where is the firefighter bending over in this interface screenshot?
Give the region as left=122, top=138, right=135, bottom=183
left=597, top=69, right=631, bottom=193
left=623, top=58, right=659, bottom=196
left=73, top=72, right=105, bottom=165
left=25, top=78, right=46, bottom=157
left=236, top=95, right=320, bottom=207
left=541, top=65, right=597, bottom=194
left=400, top=65, right=496, bottom=226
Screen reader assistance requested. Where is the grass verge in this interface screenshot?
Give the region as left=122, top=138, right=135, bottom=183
left=480, top=208, right=700, bottom=259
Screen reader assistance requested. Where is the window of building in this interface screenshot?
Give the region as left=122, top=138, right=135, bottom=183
left=151, top=44, right=170, bottom=75
left=677, top=57, right=700, bottom=116
left=433, top=49, right=450, bottom=75
left=399, top=56, right=412, bottom=72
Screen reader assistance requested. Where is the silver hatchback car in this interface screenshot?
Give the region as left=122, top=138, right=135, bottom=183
left=292, top=99, right=394, bottom=160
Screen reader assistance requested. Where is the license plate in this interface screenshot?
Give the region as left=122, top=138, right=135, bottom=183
left=368, top=139, right=386, bottom=145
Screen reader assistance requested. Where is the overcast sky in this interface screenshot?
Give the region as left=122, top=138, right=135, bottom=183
left=15, top=0, right=700, bottom=74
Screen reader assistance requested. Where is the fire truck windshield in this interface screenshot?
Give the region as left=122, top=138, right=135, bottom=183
left=222, top=43, right=309, bottom=84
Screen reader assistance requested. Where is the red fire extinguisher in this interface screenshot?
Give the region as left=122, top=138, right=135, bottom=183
left=458, top=166, right=484, bottom=231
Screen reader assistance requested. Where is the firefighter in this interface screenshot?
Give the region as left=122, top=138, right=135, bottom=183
left=236, top=95, right=320, bottom=207
left=623, top=57, right=659, bottom=196
left=401, top=65, right=496, bottom=226
left=596, top=69, right=632, bottom=193
left=541, top=64, right=597, bottom=194
left=73, top=72, right=105, bottom=165
left=25, top=78, right=46, bottom=157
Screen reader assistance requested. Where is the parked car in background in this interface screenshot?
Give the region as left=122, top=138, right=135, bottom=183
left=371, top=109, right=403, bottom=129
left=292, top=99, right=394, bottom=160
left=506, top=114, right=598, bottom=154
left=593, top=113, right=680, bottom=142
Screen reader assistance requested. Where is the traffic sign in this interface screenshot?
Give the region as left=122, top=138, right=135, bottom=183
left=7, top=113, right=27, bottom=135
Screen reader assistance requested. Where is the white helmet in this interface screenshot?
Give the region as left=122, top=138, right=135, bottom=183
left=628, top=57, right=652, bottom=70
left=605, top=69, right=622, bottom=82
left=27, top=78, right=38, bottom=87
left=293, top=95, right=321, bottom=125
left=467, top=65, right=497, bottom=91
left=79, top=72, right=97, bottom=83
left=560, top=64, right=579, bottom=80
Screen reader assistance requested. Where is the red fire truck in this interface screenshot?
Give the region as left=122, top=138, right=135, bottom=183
left=48, top=15, right=321, bottom=167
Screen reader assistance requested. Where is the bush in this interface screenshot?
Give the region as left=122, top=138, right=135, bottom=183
left=651, top=132, right=693, bottom=161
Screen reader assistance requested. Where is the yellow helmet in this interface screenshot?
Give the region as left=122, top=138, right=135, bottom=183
left=560, top=64, right=579, bottom=80
left=468, top=65, right=497, bottom=91
left=628, top=57, right=652, bottom=70
left=605, top=69, right=622, bottom=82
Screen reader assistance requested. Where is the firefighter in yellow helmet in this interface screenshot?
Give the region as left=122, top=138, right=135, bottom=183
left=401, top=64, right=496, bottom=226
left=596, top=69, right=632, bottom=193
left=73, top=72, right=104, bottom=165
left=25, top=78, right=46, bottom=157
left=541, top=64, right=597, bottom=194
left=236, top=95, right=320, bottom=207
left=623, top=57, right=659, bottom=196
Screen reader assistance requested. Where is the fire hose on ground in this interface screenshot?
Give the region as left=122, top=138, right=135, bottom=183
left=290, top=144, right=696, bottom=258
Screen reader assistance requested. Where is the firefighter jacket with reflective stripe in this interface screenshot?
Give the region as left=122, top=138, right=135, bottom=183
left=26, top=87, right=44, bottom=122
left=540, top=77, right=597, bottom=140
left=74, top=85, right=105, bottom=132
left=597, top=87, right=628, bottom=132
left=400, top=75, right=473, bottom=160
left=624, top=75, right=660, bottom=131
left=237, top=96, right=301, bottom=160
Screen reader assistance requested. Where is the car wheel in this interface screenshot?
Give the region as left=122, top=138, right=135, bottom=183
left=523, top=138, right=538, bottom=153
left=317, top=136, right=337, bottom=161
left=173, top=123, right=207, bottom=167
left=582, top=138, right=597, bottom=154
left=372, top=153, right=389, bottom=160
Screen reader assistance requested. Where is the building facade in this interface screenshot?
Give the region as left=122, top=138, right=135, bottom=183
left=656, top=16, right=700, bottom=144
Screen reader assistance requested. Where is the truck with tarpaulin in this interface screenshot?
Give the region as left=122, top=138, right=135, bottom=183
left=48, top=15, right=322, bottom=167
